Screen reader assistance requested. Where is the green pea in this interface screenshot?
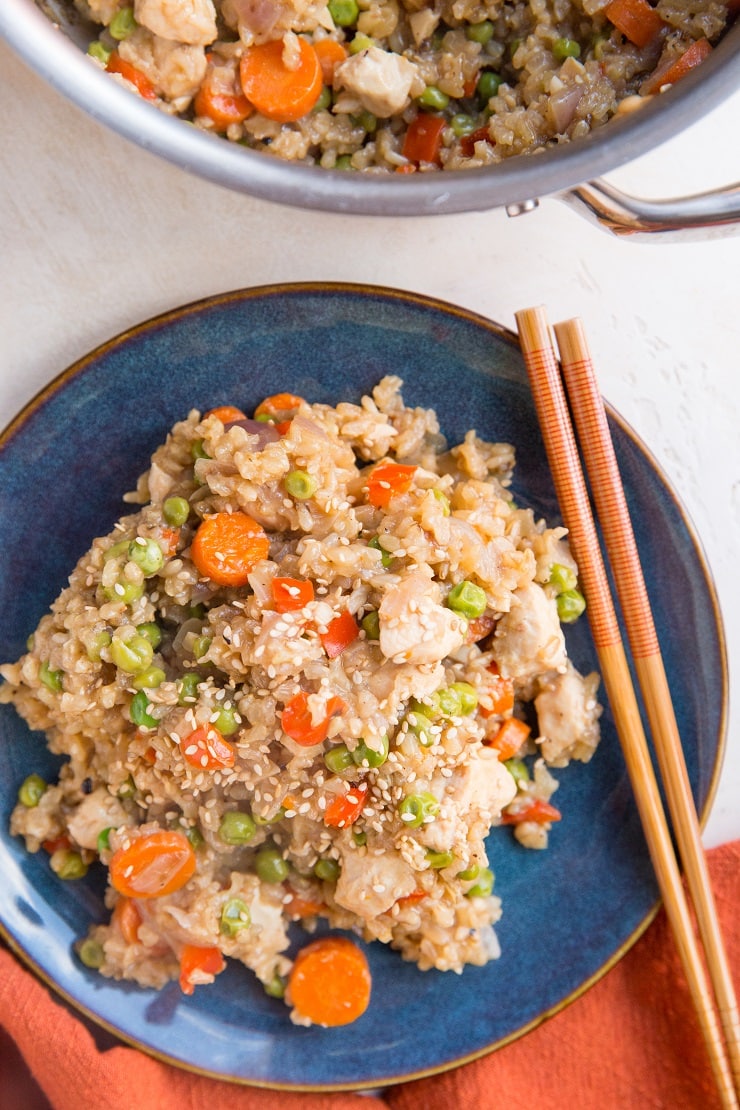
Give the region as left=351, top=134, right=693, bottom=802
left=329, top=0, right=359, bottom=24
left=465, top=866, right=494, bottom=897
left=26, top=633, right=35, bottom=651
left=87, top=41, right=112, bottom=64
left=418, top=85, right=450, bottom=110
left=256, top=847, right=290, bottom=883
left=51, top=849, right=88, bottom=880
left=466, top=19, right=494, bottom=44
left=85, top=629, right=112, bottom=662
left=191, top=439, right=210, bottom=461
left=435, top=682, right=478, bottom=717
left=352, top=734, right=389, bottom=768
left=263, top=970, right=286, bottom=998
left=185, top=825, right=205, bottom=850
left=314, top=857, right=341, bottom=882
left=352, top=109, right=377, bottom=132
left=557, top=589, right=586, bottom=623
left=553, top=36, right=581, bottom=61
left=18, top=773, right=47, bottom=808
left=426, top=849, right=455, bottom=869
left=188, top=603, right=207, bottom=620
left=324, top=744, right=354, bottom=774
left=103, top=578, right=145, bottom=605
left=108, top=5, right=136, bottom=39
left=128, top=538, right=164, bottom=576
left=178, top=673, right=203, bottom=705
left=405, top=701, right=438, bottom=747
left=446, top=580, right=487, bottom=619
left=352, top=828, right=367, bottom=847
left=504, top=757, right=530, bottom=786
left=314, top=85, right=332, bottom=112
left=136, top=622, right=162, bottom=649
left=361, top=610, right=380, bottom=641
left=368, top=535, right=392, bottom=567
left=284, top=470, right=318, bottom=499
left=477, top=70, right=503, bottom=101
left=334, top=154, right=355, bottom=170
left=110, top=634, right=154, bottom=675
left=220, top=897, right=251, bottom=937
left=549, top=563, right=578, bottom=593
left=212, top=704, right=240, bottom=736
left=398, top=792, right=439, bottom=828
left=39, top=661, right=63, bottom=693
left=130, top=690, right=158, bottom=729
left=132, top=666, right=166, bottom=691
left=117, top=776, right=136, bottom=799
left=218, top=810, right=257, bottom=846
left=192, top=635, right=212, bottom=660
left=97, top=827, right=112, bottom=853
left=78, top=938, right=105, bottom=968
left=458, top=864, right=480, bottom=881
left=163, top=496, right=190, bottom=526
left=349, top=32, right=374, bottom=53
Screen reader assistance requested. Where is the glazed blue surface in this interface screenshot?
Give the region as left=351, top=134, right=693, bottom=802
left=0, top=284, right=726, bottom=1088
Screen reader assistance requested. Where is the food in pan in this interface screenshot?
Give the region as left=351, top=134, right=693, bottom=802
left=73, top=0, right=730, bottom=170
left=2, top=378, right=601, bottom=1025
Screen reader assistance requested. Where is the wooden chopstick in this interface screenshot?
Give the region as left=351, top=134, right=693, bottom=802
left=515, top=306, right=738, bottom=1110
left=554, top=315, right=740, bottom=1094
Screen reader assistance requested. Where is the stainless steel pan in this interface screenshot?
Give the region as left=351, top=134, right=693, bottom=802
left=2, top=0, right=738, bottom=237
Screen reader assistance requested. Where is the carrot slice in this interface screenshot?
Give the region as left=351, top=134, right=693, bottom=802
left=486, top=716, right=530, bottom=760
left=112, top=897, right=142, bottom=945
left=253, top=392, right=305, bottom=422
left=604, top=0, right=666, bottom=47
left=280, top=691, right=346, bottom=746
left=109, top=830, right=196, bottom=898
left=204, top=405, right=248, bottom=423
left=42, top=834, right=72, bottom=854
left=179, top=944, right=226, bottom=995
left=271, top=576, right=315, bottom=612
left=190, top=511, right=270, bottom=587
left=313, top=38, right=348, bottom=84
left=641, top=38, right=713, bottom=94
left=365, top=461, right=417, bottom=509
left=402, top=113, right=446, bottom=165
left=239, top=39, right=322, bottom=123
left=395, top=889, right=429, bottom=910
left=106, top=53, right=158, bottom=101
left=323, top=782, right=368, bottom=828
left=288, top=936, right=371, bottom=1026
left=501, top=798, right=562, bottom=825
left=320, top=610, right=359, bottom=658
left=180, top=725, right=236, bottom=770
left=194, top=61, right=253, bottom=129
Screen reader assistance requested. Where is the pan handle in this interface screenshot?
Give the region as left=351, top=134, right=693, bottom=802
left=519, top=177, right=740, bottom=240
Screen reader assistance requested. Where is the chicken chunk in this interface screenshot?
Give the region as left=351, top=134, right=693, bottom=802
left=534, top=661, right=601, bottom=767
left=493, top=581, right=567, bottom=683
left=334, top=844, right=417, bottom=918
left=134, top=0, right=218, bottom=45
left=120, top=31, right=208, bottom=99
left=378, top=568, right=467, bottom=665
left=65, top=788, right=132, bottom=850
left=333, top=47, right=422, bottom=118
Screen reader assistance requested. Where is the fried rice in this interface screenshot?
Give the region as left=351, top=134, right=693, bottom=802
left=71, top=0, right=732, bottom=170
left=1, top=376, right=601, bottom=1024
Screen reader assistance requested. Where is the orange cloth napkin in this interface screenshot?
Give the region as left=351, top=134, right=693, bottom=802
left=1, top=839, right=738, bottom=1110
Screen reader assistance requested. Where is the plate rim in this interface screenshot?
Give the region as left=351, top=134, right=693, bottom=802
left=0, top=281, right=729, bottom=1090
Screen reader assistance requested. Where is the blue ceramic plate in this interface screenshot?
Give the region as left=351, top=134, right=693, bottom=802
left=0, top=284, right=727, bottom=1090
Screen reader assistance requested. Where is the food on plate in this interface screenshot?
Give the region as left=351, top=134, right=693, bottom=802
left=74, top=0, right=730, bottom=170
left=1, top=377, right=601, bottom=1026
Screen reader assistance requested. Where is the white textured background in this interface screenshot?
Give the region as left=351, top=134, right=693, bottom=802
left=0, top=38, right=738, bottom=847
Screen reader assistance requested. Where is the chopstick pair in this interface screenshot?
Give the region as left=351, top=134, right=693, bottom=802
left=515, top=307, right=740, bottom=1110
